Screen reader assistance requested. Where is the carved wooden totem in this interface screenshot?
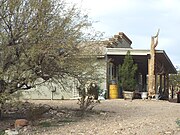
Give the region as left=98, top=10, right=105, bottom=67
left=148, top=29, right=160, bottom=97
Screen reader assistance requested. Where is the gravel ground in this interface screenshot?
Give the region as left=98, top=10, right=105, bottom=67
left=28, top=99, right=180, bottom=135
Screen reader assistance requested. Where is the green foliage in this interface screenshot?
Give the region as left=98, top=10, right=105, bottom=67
left=176, top=119, right=180, bottom=127
left=77, top=82, right=101, bottom=112
left=169, top=69, right=180, bottom=90
left=0, top=130, right=5, bottom=135
left=0, top=93, right=11, bottom=104
left=119, top=51, right=137, bottom=91
left=0, top=0, right=102, bottom=95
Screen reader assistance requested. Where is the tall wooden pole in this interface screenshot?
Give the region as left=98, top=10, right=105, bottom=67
left=148, top=29, right=160, bottom=97
left=165, top=74, right=169, bottom=99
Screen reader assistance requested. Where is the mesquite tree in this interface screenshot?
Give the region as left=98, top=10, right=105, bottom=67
left=0, top=0, right=102, bottom=115
left=0, top=0, right=102, bottom=93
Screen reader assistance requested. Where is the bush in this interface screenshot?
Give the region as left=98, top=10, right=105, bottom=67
left=0, top=130, right=5, bottom=135
left=119, top=50, right=137, bottom=91
left=176, top=119, right=180, bottom=127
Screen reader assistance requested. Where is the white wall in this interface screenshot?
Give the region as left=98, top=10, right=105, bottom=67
left=21, top=78, right=79, bottom=100
left=20, top=58, right=107, bottom=100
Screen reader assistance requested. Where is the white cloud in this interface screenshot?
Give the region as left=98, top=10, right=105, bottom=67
left=67, top=0, right=180, bottom=65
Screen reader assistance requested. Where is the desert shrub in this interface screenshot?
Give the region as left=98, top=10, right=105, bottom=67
left=176, top=119, right=180, bottom=127
left=0, top=130, right=5, bottom=135
left=77, top=84, right=100, bottom=112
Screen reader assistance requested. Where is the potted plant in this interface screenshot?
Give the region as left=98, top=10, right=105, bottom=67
left=119, top=50, right=137, bottom=100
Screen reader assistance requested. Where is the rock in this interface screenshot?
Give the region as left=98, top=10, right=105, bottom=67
left=165, top=131, right=172, bottom=134
left=5, top=129, right=19, bottom=135
left=14, top=119, right=28, bottom=129
left=100, top=112, right=106, bottom=115
left=78, top=133, right=84, bottom=135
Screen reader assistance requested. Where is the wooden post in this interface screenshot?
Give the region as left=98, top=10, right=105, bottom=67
left=164, top=74, right=166, bottom=98
left=167, top=74, right=169, bottom=99
left=106, top=49, right=110, bottom=99
left=164, top=74, right=166, bottom=89
left=159, top=75, right=162, bottom=94
left=155, top=74, right=158, bottom=94
left=148, top=29, right=160, bottom=97
left=142, top=74, right=147, bottom=91
left=171, top=85, right=174, bottom=99
left=164, top=74, right=169, bottom=99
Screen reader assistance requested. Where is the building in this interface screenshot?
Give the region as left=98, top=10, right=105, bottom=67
left=22, top=32, right=177, bottom=100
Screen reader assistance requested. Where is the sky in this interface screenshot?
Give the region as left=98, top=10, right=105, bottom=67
left=67, top=0, right=180, bottom=67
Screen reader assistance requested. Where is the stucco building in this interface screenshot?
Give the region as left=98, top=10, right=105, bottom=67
left=22, top=32, right=177, bottom=100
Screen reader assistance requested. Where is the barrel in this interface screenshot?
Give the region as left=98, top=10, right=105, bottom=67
left=109, top=84, right=118, bottom=99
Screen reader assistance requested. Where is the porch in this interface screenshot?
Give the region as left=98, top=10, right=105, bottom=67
left=106, top=48, right=177, bottom=99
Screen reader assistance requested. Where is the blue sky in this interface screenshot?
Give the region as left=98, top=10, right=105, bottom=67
left=68, top=0, right=180, bottom=67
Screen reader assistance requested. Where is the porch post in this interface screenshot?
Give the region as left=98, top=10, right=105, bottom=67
left=145, top=74, right=147, bottom=91
left=163, top=74, right=169, bottom=99
left=167, top=74, right=169, bottom=99
left=164, top=74, right=169, bottom=99
left=163, top=74, right=166, bottom=93
left=159, top=75, right=162, bottom=94
left=171, top=85, right=174, bottom=99
left=105, top=48, right=109, bottom=99
left=142, top=74, right=147, bottom=91
left=155, top=74, right=158, bottom=94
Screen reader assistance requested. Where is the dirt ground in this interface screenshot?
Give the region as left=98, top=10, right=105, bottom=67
left=27, top=99, right=180, bottom=135
left=1, top=99, right=180, bottom=135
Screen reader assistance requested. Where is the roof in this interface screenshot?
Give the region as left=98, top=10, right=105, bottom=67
left=106, top=48, right=150, bottom=55
left=106, top=48, right=177, bottom=74
left=155, top=50, right=177, bottom=74
left=118, top=32, right=132, bottom=45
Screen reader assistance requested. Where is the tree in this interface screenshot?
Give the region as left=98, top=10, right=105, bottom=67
left=0, top=0, right=102, bottom=93
left=0, top=0, right=103, bottom=114
left=169, top=69, right=180, bottom=91
left=119, top=50, right=137, bottom=91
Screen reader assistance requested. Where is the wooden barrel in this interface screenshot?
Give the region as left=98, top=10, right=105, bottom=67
left=109, top=84, right=118, bottom=99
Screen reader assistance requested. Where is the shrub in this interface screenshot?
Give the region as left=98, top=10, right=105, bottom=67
left=119, top=50, right=137, bottom=91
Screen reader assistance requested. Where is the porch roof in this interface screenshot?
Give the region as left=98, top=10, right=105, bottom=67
left=106, top=48, right=177, bottom=74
